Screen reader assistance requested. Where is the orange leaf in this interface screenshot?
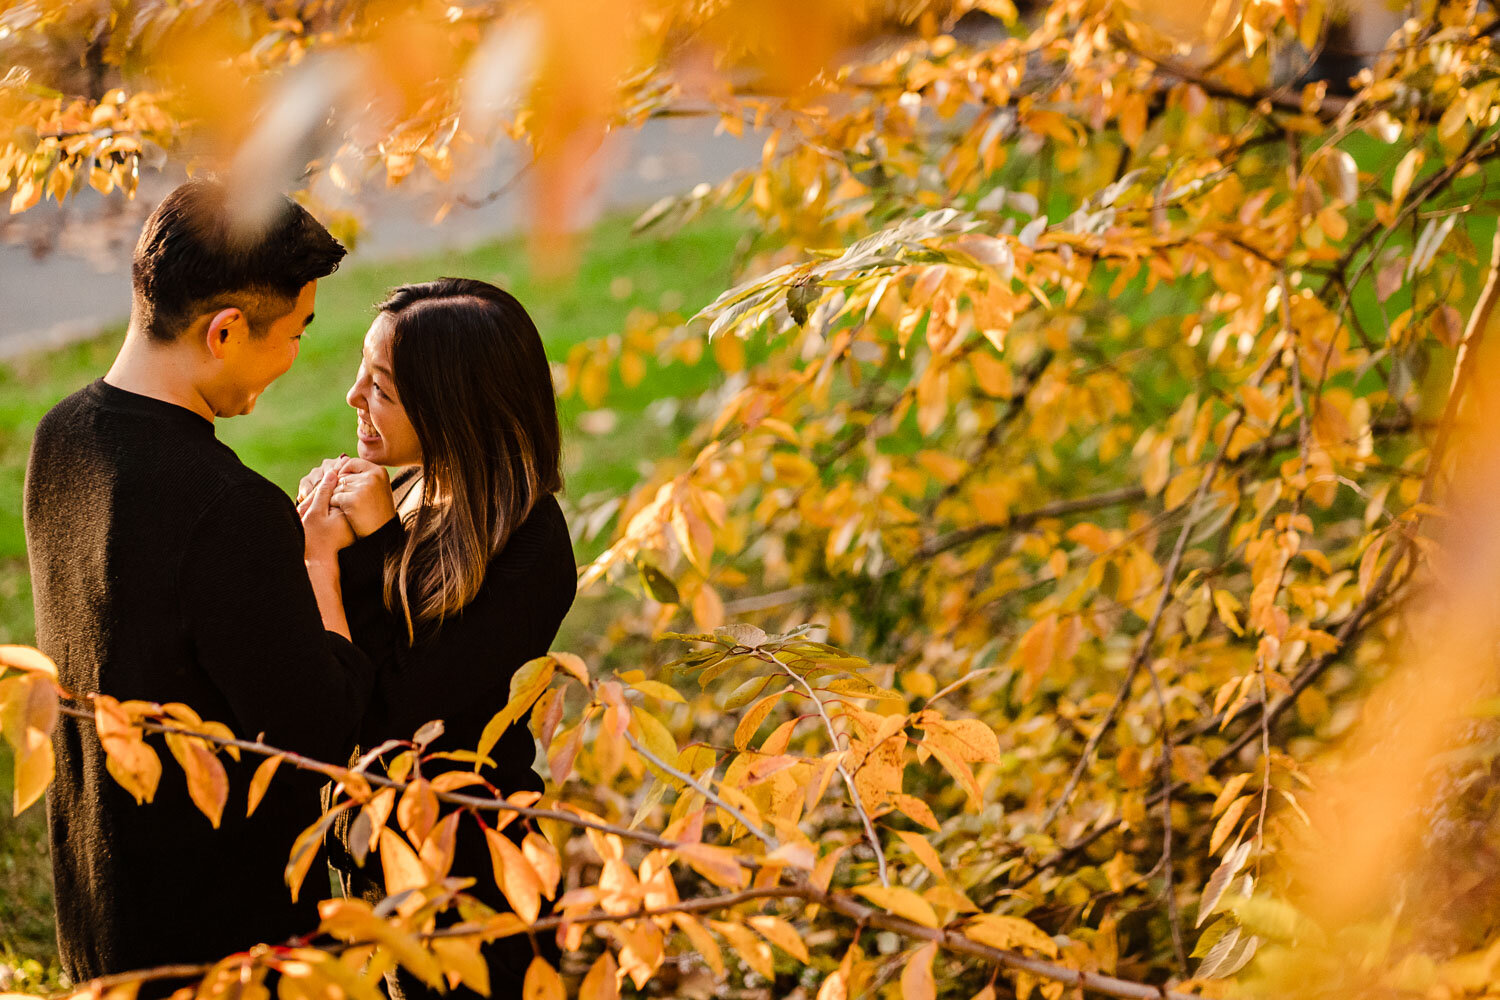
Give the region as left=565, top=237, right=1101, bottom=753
left=0, top=645, right=58, bottom=678
left=94, top=693, right=160, bottom=806
left=710, top=919, right=775, bottom=980
left=430, top=936, right=490, bottom=996
left=419, top=811, right=461, bottom=879
left=1210, top=794, right=1252, bottom=854
left=379, top=826, right=434, bottom=906
left=675, top=842, right=748, bottom=890
left=579, top=951, right=619, bottom=1000
left=164, top=731, right=227, bottom=828
left=246, top=753, right=284, bottom=817
left=523, top=831, right=561, bottom=900
left=853, top=883, right=939, bottom=928
left=899, top=941, right=937, bottom=1000
left=522, top=956, right=564, bottom=1000
left=673, top=914, right=724, bottom=977
left=397, top=778, right=439, bottom=843
left=485, top=826, right=542, bottom=923
left=895, top=830, right=947, bottom=882
left=748, top=914, right=810, bottom=963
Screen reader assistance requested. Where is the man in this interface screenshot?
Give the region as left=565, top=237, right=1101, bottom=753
left=24, top=179, right=373, bottom=987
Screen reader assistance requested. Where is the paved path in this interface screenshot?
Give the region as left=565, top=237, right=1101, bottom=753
left=0, top=116, right=760, bottom=359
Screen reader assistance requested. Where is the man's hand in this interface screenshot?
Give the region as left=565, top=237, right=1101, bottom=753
left=329, top=457, right=397, bottom=538
left=300, top=460, right=355, bottom=561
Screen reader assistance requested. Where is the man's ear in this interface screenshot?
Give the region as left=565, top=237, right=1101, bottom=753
left=204, top=308, right=243, bottom=360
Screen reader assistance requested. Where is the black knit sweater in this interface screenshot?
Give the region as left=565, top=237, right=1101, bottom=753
left=333, top=474, right=576, bottom=1000
left=23, top=380, right=376, bottom=990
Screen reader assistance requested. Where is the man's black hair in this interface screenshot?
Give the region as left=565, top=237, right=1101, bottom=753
left=131, top=178, right=346, bottom=342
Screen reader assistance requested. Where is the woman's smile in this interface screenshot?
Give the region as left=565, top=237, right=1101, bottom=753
left=356, top=412, right=381, bottom=443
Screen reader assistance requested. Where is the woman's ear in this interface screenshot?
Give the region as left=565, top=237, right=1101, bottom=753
left=204, top=308, right=243, bottom=359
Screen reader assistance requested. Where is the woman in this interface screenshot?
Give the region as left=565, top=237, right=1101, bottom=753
left=300, top=278, right=575, bottom=999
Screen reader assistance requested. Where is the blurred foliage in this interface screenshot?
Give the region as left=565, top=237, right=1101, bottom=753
left=8, top=1, right=1500, bottom=999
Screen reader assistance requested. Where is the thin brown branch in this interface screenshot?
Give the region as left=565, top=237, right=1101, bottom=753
left=74, top=883, right=1204, bottom=1000
left=54, top=702, right=713, bottom=861
left=622, top=729, right=779, bottom=850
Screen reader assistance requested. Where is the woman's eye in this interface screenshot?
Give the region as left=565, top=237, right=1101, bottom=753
left=372, top=382, right=388, bottom=399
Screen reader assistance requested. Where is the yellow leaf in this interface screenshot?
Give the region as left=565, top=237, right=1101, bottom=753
left=734, top=690, right=785, bottom=750
left=522, top=957, right=565, bottom=1000
left=921, top=717, right=1000, bottom=763
left=964, top=914, right=1059, bottom=957
left=0, top=673, right=58, bottom=814
left=924, top=740, right=983, bottom=808
left=924, top=884, right=979, bottom=913
left=630, top=679, right=685, bottom=703
left=1391, top=149, right=1423, bottom=208
left=552, top=651, right=590, bottom=685
left=1143, top=435, right=1171, bottom=497
left=854, top=883, right=939, bottom=928
left=611, top=920, right=665, bottom=989
left=813, top=844, right=848, bottom=892
left=431, top=936, right=490, bottom=996
left=630, top=705, right=681, bottom=779
left=895, top=830, right=947, bottom=882
left=1439, top=98, right=1469, bottom=142
left=246, top=753, right=284, bottom=817
left=748, top=914, right=811, bottom=963
left=579, top=951, right=619, bottom=1000
left=899, top=941, right=937, bottom=1000
left=477, top=655, right=556, bottom=765
left=1213, top=589, right=1244, bottom=636
left=674, top=913, right=724, bottom=976
left=485, top=826, right=542, bottom=922
left=969, top=351, right=1013, bottom=397
left=1212, top=773, right=1251, bottom=818
left=164, top=731, right=227, bottom=828
left=710, top=919, right=776, bottom=980
left=892, top=794, right=940, bottom=830
left=0, top=645, right=58, bottom=678
left=1210, top=794, right=1252, bottom=854
left=285, top=803, right=353, bottom=903
left=320, top=897, right=445, bottom=986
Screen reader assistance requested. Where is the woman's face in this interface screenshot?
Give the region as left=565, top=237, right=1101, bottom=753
left=347, top=313, right=422, bottom=466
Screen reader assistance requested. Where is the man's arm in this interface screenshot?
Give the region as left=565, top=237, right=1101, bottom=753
left=177, top=478, right=375, bottom=765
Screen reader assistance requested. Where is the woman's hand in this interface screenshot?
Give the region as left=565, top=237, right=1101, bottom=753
left=329, top=457, right=397, bottom=538
left=296, top=457, right=346, bottom=508
left=299, top=460, right=355, bottom=562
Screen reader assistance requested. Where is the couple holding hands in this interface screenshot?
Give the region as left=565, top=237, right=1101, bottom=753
left=24, top=179, right=575, bottom=998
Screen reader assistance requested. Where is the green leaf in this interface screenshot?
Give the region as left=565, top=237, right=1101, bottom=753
left=637, top=561, right=681, bottom=604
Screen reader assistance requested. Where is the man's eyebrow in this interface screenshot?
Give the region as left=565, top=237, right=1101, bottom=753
left=302, top=312, right=315, bottom=327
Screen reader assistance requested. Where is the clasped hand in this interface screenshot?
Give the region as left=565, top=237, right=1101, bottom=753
left=297, top=457, right=396, bottom=560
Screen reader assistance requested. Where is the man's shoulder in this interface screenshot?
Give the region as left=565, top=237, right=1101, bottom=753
left=32, top=382, right=99, bottom=440
left=197, top=460, right=296, bottom=521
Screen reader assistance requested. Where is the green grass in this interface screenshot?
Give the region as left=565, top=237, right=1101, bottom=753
left=0, top=209, right=749, bottom=970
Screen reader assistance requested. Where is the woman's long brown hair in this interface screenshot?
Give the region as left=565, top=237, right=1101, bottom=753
left=376, top=278, right=562, bottom=640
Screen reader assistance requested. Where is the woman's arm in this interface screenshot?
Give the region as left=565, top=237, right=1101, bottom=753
left=300, top=462, right=355, bottom=640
